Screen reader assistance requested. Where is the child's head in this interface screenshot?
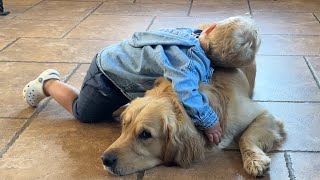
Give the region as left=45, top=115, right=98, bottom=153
left=198, top=16, right=260, bottom=68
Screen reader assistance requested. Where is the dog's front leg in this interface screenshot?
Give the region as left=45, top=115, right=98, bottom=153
left=239, top=111, right=285, bottom=177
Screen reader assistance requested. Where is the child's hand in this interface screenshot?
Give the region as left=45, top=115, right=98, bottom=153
left=204, top=121, right=222, bottom=145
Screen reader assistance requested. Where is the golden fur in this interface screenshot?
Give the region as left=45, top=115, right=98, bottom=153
left=103, top=62, right=285, bottom=176
left=102, top=16, right=285, bottom=177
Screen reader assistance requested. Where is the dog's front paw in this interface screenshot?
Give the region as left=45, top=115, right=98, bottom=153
left=243, top=152, right=271, bottom=177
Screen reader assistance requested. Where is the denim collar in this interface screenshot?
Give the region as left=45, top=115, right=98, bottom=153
left=192, top=29, right=203, bottom=38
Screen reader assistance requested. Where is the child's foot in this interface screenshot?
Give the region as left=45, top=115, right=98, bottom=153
left=23, top=69, right=60, bottom=107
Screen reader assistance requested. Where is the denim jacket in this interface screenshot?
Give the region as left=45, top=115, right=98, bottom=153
left=96, top=28, right=218, bottom=129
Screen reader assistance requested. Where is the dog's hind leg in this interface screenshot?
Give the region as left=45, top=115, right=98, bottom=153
left=239, top=111, right=285, bottom=177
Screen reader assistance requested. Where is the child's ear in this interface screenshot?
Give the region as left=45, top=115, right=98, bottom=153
left=202, top=24, right=216, bottom=36
left=197, top=24, right=216, bottom=35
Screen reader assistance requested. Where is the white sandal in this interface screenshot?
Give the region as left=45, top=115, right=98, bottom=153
left=23, top=69, right=60, bottom=107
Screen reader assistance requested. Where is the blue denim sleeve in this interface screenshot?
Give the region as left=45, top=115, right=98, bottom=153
left=163, top=62, right=219, bottom=130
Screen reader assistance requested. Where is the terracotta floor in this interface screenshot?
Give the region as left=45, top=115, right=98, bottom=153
left=1, top=0, right=320, bottom=179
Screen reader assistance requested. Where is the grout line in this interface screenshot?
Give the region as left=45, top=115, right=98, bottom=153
left=284, top=152, right=296, bottom=180
left=0, top=64, right=81, bottom=158
left=20, top=0, right=46, bottom=14
left=247, top=0, right=253, bottom=16
left=61, top=1, right=104, bottom=38
left=254, top=100, right=320, bottom=103
left=7, top=0, right=45, bottom=20
left=0, top=37, right=20, bottom=52
left=312, top=13, right=320, bottom=23
left=303, top=56, right=320, bottom=89
left=187, top=0, right=193, bottom=16
left=0, top=97, right=52, bottom=158
left=11, top=15, right=17, bottom=20
left=146, top=16, right=156, bottom=31
left=62, top=64, right=82, bottom=83
left=136, top=171, right=145, bottom=180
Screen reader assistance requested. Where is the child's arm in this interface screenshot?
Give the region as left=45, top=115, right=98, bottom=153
left=164, top=66, right=221, bottom=144
left=170, top=72, right=221, bottom=144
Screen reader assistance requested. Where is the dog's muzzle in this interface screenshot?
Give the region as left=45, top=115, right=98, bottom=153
left=101, top=153, right=118, bottom=168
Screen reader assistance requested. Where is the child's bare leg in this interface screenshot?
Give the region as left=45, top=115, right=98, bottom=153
left=23, top=61, right=130, bottom=123
left=44, top=79, right=79, bottom=114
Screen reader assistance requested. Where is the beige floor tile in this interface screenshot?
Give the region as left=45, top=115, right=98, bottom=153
left=0, top=0, right=319, bottom=178
left=250, top=0, right=320, bottom=13
left=315, top=13, right=320, bottom=20
left=0, top=19, right=78, bottom=38
left=0, top=101, right=136, bottom=179
left=0, top=38, right=113, bottom=63
left=0, top=5, right=31, bottom=19
left=144, top=152, right=288, bottom=179
left=261, top=102, right=320, bottom=151
left=67, top=64, right=90, bottom=89
left=135, top=0, right=190, bottom=4
left=0, top=62, right=77, bottom=118
left=190, top=0, right=250, bottom=17
left=254, top=12, right=320, bottom=35
left=45, top=0, right=115, bottom=1
left=103, top=0, right=134, bottom=2
left=0, top=118, right=27, bottom=153
left=307, top=57, right=320, bottom=80
left=149, top=15, right=235, bottom=31
left=4, top=0, right=42, bottom=6
left=66, top=15, right=153, bottom=40
left=18, top=1, right=101, bottom=21
left=0, top=37, right=16, bottom=51
left=253, top=56, right=320, bottom=101
left=94, top=2, right=189, bottom=16
left=289, top=152, right=320, bottom=180
left=258, top=35, right=320, bottom=56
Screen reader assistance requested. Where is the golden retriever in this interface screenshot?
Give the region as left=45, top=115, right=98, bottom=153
left=101, top=59, right=285, bottom=177
left=101, top=16, right=285, bottom=177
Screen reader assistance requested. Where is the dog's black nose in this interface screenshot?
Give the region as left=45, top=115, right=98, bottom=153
left=101, top=153, right=117, bottom=167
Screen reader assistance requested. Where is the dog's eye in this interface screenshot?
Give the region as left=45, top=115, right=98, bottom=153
left=138, top=130, right=152, bottom=140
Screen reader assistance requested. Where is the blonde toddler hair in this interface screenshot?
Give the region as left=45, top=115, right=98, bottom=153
left=198, top=16, right=260, bottom=68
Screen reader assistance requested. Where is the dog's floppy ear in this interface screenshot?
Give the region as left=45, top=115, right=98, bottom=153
left=153, top=77, right=205, bottom=167
left=153, top=77, right=185, bottom=122
left=153, top=77, right=168, bottom=87
left=146, top=77, right=173, bottom=97
left=162, top=110, right=205, bottom=168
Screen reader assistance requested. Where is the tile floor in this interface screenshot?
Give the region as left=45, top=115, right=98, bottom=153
left=1, top=0, right=320, bottom=179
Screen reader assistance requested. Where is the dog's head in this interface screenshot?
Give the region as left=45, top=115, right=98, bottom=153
left=101, top=78, right=205, bottom=176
